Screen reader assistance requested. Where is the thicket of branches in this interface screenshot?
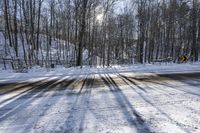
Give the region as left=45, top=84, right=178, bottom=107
left=1, top=0, right=200, bottom=69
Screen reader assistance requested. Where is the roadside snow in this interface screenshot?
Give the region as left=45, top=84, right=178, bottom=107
left=0, top=63, right=200, bottom=83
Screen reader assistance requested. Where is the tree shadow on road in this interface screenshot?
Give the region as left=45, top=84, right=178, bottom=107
left=58, top=75, right=94, bottom=133
left=0, top=79, right=49, bottom=95
left=101, top=73, right=153, bottom=133
left=118, top=74, right=192, bottom=133
left=25, top=76, right=78, bottom=132
left=0, top=76, right=76, bottom=125
left=141, top=74, right=200, bottom=97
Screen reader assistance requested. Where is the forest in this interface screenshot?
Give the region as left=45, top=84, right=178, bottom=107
left=0, top=0, right=200, bottom=69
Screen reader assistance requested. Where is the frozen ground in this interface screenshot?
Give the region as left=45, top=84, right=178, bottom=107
left=0, top=72, right=200, bottom=133
left=0, top=63, right=200, bottom=83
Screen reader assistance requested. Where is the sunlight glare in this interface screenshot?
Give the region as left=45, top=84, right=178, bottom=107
left=96, top=13, right=103, bottom=22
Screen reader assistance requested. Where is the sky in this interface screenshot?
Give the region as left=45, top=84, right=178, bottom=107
left=115, top=0, right=132, bottom=14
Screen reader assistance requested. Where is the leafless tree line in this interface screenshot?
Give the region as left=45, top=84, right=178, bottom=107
left=1, top=0, right=200, bottom=69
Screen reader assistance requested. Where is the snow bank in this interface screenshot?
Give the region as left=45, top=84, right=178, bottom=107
left=0, top=62, right=200, bottom=83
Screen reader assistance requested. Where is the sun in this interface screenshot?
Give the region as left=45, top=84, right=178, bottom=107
left=96, top=13, right=103, bottom=22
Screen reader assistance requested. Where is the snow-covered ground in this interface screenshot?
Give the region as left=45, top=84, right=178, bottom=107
left=1, top=62, right=200, bottom=132
left=0, top=63, right=200, bottom=83
left=0, top=32, right=76, bottom=61
left=0, top=73, right=200, bottom=133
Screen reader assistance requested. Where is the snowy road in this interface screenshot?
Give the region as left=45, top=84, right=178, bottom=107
left=0, top=72, right=200, bottom=133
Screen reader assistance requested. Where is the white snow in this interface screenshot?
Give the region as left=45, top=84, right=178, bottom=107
left=0, top=63, right=200, bottom=83
left=0, top=73, right=200, bottom=133
left=0, top=32, right=76, bottom=62
left=0, top=59, right=200, bottom=133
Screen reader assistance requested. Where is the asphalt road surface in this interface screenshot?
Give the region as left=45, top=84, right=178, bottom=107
left=0, top=72, right=200, bottom=133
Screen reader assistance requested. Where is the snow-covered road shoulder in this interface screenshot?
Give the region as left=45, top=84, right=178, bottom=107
left=0, top=63, right=200, bottom=83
